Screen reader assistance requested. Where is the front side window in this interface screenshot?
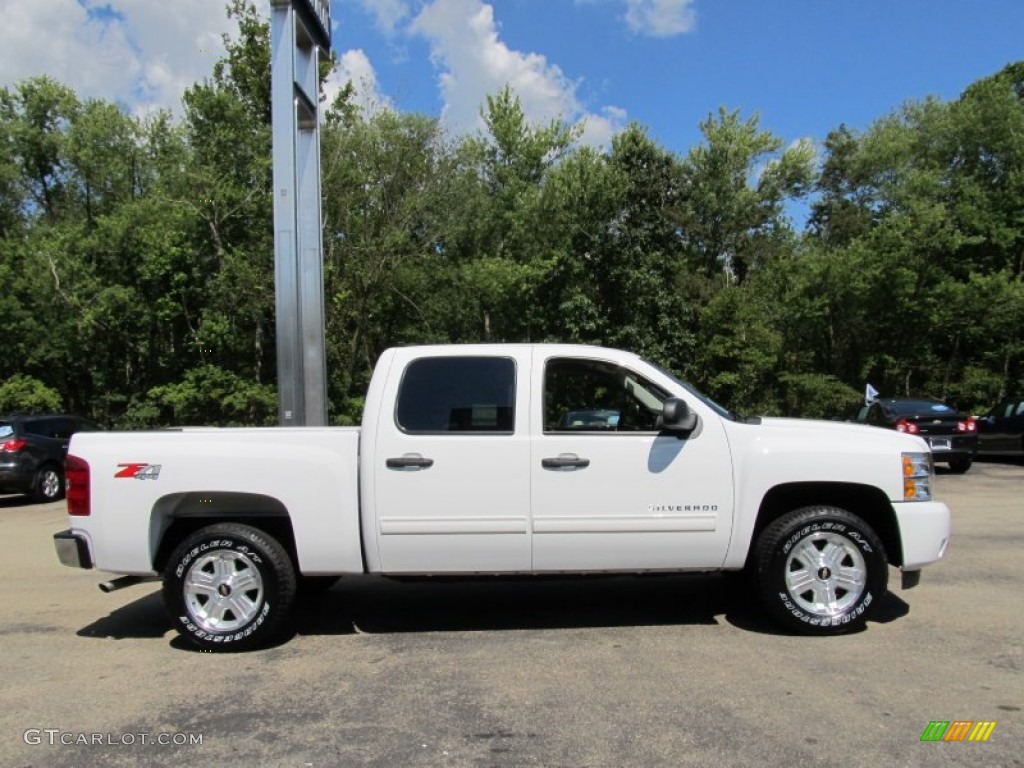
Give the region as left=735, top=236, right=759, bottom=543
left=544, top=358, right=668, bottom=433
left=396, top=357, right=515, bottom=434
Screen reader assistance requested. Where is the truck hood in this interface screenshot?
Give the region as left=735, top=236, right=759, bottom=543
left=751, top=416, right=929, bottom=453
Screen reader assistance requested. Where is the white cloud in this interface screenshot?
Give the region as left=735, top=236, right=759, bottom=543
left=409, top=0, right=624, bottom=147
left=0, top=0, right=628, bottom=147
left=0, top=0, right=139, bottom=102
left=579, top=105, right=628, bottom=150
left=0, top=0, right=270, bottom=114
left=325, top=48, right=393, bottom=116
left=624, top=0, right=696, bottom=38
left=352, top=0, right=412, bottom=35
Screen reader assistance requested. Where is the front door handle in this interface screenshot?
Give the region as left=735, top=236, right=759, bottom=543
left=541, top=454, right=590, bottom=470
left=386, top=454, right=434, bottom=470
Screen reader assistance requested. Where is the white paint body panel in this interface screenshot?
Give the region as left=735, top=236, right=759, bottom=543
left=65, top=428, right=361, bottom=576
left=65, top=344, right=952, bottom=582
left=365, top=346, right=533, bottom=573
left=528, top=347, right=735, bottom=571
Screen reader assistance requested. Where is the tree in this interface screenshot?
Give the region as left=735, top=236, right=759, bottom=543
left=679, top=107, right=814, bottom=284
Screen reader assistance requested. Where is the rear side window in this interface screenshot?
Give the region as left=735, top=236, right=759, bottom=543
left=1016, top=401, right=1024, bottom=417
left=23, top=418, right=57, bottom=438
left=50, top=418, right=76, bottom=439
left=396, top=357, right=516, bottom=434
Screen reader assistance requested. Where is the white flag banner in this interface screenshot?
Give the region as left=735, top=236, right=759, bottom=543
left=865, top=383, right=879, bottom=406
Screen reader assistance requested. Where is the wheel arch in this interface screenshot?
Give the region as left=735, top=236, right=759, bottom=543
left=750, top=482, right=903, bottom=567
left=150, top=492, right=297, bottom=574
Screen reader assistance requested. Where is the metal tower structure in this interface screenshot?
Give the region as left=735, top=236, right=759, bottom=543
left=270, top=0, right=331, bottom=426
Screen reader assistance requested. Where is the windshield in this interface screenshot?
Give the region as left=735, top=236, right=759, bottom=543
left=645, top=360, right=740, bottom=422
left=0, top=423, right=13, bottom=439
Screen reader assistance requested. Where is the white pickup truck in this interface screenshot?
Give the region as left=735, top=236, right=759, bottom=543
left=54, top=344, right=951, bottom=651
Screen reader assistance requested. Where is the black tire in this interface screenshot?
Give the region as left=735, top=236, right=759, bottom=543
left=948, top=457, right=972, bottom=474
left=163, top=523, right=297, bottom=652
left=754, top=506, right=888, bottom=635
left=33, top=464, right=64, bottom=503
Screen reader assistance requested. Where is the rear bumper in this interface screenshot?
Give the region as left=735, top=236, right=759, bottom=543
left=54, top=530, right=93, bottom=569
left=925, top=435, right=977, bottom=462
left=892, top=500, right=951, bottom=572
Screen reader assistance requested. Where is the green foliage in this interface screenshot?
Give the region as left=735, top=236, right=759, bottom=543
left=0, top=4, right=1022, bottom=424
left=146, top=365, right=276, bottom=426
left=680, top=108, right=813, bottom=283
left=0, top=374, right=63, bottom=413
left=776, top=373, right=861, bottom=421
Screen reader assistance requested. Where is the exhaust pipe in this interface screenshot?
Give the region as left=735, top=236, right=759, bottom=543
left=98, top=575, right=157, bottom=593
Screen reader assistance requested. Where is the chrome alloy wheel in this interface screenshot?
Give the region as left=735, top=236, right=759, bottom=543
left=784, top=532, right=867, bottom=618
left=183, top=550, right=265, bottom=633
left=41, top=469, right=60, bottom=499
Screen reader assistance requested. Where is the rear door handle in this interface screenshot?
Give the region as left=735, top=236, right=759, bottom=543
left=541, top=454, right=590, bottom=470
left=386, top=454, right=434, bottom=470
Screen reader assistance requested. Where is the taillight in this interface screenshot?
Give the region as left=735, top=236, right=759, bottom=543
left=1, top=437, right=27, bottom=452
left=957, top=418, right=977, bottom=433
left=895, top=419, right=919, bottom=434
left=65, top=454, right=90, bottom=517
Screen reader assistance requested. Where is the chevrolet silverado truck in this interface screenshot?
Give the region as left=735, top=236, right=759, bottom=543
left=54, top=344, right=951, bottom=651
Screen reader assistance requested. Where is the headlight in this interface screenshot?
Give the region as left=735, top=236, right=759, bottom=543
left=902, top=452, right=933, bottom=501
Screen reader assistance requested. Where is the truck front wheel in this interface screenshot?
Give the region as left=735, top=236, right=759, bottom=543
left=163, top=523, right=297, bottom=652
left=754, top=506, right=887, bottom=635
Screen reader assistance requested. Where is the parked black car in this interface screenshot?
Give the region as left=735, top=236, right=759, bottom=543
left=0, top=414, right=102, bottom=502
left=853, top=398, right=978, bottom=473
left=977, top=397, right=1024, bottom=457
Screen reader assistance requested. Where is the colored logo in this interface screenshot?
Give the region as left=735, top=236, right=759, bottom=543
left=920, top=721, right=996, bottom=742
left=114, top=463, right=162, bottom=480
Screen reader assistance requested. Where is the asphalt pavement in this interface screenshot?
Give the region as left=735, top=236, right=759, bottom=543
left=1, top=459, right=1022, bottom=767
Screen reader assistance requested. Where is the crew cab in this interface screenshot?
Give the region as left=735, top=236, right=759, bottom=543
left=54, top=345, right=951, bottom=651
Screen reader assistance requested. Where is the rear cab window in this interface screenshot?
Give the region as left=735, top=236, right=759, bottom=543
left=395, top=357, right=516, bottom=434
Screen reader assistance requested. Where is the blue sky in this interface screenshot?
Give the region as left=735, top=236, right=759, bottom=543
left=2, top=0, right=1022, bottom=160
left=334, top=0, right=1024, bottom=154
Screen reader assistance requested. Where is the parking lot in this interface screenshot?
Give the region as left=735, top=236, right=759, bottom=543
left=2, top=460, right=1022, bottom=767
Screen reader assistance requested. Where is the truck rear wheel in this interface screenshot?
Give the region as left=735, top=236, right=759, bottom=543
left=754, top=506, right=887, bottom=635
left=163, top=523, right=297, bottom=652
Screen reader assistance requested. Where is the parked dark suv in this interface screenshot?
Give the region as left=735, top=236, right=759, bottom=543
left=853, top=398, right=978, bottom=473
left=977, top=397, right=1024, bottom=457
left=0, top=415, right=101, bottom=502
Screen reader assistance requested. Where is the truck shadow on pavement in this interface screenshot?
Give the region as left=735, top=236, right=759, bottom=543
left=76, top=590, right=169, bottom=640
left=72, top=573, right=911, bottom=649
left=297, top=573, right=739, bottom=636
left=293, top=573, right=910, bottom=639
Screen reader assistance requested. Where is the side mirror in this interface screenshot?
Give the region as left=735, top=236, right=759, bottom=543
left=659, top=397, right=698, bottom=434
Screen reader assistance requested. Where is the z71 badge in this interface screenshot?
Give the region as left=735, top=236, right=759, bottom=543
left=115, top=463, right=162, bottom=480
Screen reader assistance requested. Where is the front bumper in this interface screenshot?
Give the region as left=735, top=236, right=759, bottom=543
left=54, top=530, right=93, bottom=569
left=892, top=500, right=951, bottom=572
